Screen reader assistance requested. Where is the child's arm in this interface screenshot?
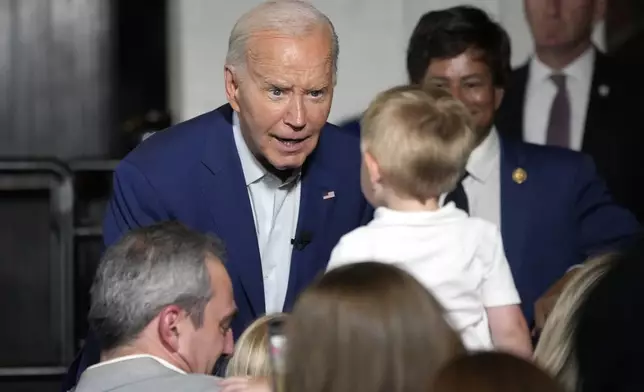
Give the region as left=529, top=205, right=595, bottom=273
left=478, top=224, right=532, bottom=358
left=486, top=304, right=532, bottom=358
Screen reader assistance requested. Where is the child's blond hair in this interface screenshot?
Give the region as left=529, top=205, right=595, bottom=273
left=225, top=313, right=287, bottom=377
left=360, top=85, right=476, bottom=201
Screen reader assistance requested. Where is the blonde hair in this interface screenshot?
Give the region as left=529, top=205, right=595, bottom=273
left=360, top=84, right=476, bottom=201
left=286, top=262, right=465, bottom=392
left=533, top=253, right=617, bottom=391
left=225, top=313, right=287, bottom=377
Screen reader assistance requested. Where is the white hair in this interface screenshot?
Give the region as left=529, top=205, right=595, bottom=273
left=225, top=1, right=339, bottom=75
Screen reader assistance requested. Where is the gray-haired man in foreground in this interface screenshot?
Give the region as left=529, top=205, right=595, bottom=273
left=73, top=221, right=236, bottom=392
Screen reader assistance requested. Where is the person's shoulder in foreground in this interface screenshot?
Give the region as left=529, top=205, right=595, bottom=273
left=74, top=371, right=223, bottom=392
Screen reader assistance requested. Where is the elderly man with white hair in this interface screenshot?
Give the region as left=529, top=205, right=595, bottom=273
left=63, top=1, right=372, bottom=389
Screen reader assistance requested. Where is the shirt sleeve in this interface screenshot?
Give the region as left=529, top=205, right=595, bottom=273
left=479, top=225, right=521, bottom=307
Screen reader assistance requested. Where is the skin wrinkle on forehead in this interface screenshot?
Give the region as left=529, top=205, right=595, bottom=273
left=224, top=23, right=336, bottom=175
left=244, top=30, right=334, bottom=83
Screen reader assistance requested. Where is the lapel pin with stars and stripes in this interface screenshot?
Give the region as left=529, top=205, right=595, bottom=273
left=598, top=84, right=610, bottom=97
left=323, top=191, right=335, bottom=200
left=512, top=168, right=527, bottom=184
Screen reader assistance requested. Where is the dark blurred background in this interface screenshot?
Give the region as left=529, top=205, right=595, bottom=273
left=0, top=1, right=168, bottom=391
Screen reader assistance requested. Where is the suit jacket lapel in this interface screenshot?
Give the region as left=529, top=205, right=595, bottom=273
left=496, top=63, right=529, bottom=140
left=201, top=105, right=265, bottom=316
left=582, top=52, right=611, bottom=158
left=283, top=148, right=336, bottom=311
left=499, top=138, right=534, bottom=274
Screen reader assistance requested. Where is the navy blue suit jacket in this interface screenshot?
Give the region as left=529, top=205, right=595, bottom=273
left=63, top=105, right=372, bottom=389
left=340, top=118, right=639, bottom=322
left=497, top=137, right=639, bottom=321
left=103, top=105, right=371, bottom=323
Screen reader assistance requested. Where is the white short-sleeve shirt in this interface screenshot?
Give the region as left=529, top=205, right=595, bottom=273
left=326, top=203, right=520, bottom=351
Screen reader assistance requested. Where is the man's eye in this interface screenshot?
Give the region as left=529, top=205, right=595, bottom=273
left=310, top=90, right=323, bottom=98
left=270, top=88, right=283, bottom=97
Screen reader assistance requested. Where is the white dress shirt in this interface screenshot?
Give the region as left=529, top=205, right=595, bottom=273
left=441, top=128, right=502, bottom=228
left=232, top=114, right=301, bottom=314
left=523, top=48, right=595, bottom=151
left=327, top=204, right=520, bottom=351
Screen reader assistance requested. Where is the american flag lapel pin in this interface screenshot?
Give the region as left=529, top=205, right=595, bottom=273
left=323, top=191, right=335, bottom=200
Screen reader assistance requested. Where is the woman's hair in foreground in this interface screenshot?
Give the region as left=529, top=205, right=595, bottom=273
left=533, top=252, right=617, bottom=391
left=286, top=261, right=465, bottom=392
left=575, top=236, right=644, bottom=392
left=433, top=351, right=565, bottom=392
left=225, top=313, right=287, bottom=377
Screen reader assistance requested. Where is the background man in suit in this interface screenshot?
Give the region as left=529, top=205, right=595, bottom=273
left=64, top=1, right=372, bottom=388
left=406, top=6, right=639, bottom=327
left=496, top=0, right=644, bottom=221
left=73, top=221, right=235, bottom=392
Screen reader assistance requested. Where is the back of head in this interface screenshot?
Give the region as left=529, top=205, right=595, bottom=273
left=226, top=0, right=339, bottom=76
left=360, top=84, right=476, bottom=200
left=433, top=352, right=565, bottom=392
left=534, top=252, right=617, bottom=391
left=575, top=237, right=644, bottom=392
left=406, top=6, right=510, bottom=87
left=88, top=221, right=226, bottom=352
left=225, top=313, right=287, bottom=377
left=286, top=262, right=465, bottom=392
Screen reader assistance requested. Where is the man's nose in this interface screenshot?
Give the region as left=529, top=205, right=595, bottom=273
left=449, top=85, right=465, bottom=103
left=543, top=0, right=561, bottom=18
left=284, top=95, right=307, bottom=131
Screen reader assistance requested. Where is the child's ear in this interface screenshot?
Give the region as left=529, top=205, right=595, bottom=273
left=363, top=151, right=382, bottom=186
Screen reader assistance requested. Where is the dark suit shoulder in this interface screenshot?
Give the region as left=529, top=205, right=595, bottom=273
left=508, top=139, right=593, bottom=173
left=121, top=109, right=226, bottom=173
left=313, top=121, right=362, bottom=172
left=337, top=118, right=362, bottom=135
left=496, top=63, right=529, bottom=140
left=106, top=108, right=232, bottom=217
left=509, top=62, right=529, bottom=83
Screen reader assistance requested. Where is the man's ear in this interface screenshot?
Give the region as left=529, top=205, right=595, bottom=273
left=494, top=87, right=505, bottom=110
left=364, top=151, right=382, bottom=186
left=224, top=65, right=241, bottom=112
left=158, top=305, right=184, bottom=352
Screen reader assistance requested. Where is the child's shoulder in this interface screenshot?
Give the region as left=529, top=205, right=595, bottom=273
left=334, top=224, right=380, bottom=249
left=459, top=216, right=502, bottom=241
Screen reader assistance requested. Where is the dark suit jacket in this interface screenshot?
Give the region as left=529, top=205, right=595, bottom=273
left=498, top=137, right=638, bottom=322
left=496, top=51, right=644, bottom=222
left=62, top=104, right=373, bottom=390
